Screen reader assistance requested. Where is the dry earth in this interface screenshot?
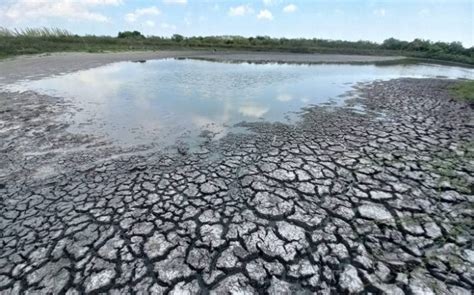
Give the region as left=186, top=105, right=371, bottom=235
left=0, top=53, right=472, bottom=294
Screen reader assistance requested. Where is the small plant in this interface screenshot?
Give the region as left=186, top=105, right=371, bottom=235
left=450, top=80, right=474, bottom=103
left=431, top=141, right=474, bottom=193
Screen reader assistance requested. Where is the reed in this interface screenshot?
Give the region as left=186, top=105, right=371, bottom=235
left=0, top=27, right=72, bottom=37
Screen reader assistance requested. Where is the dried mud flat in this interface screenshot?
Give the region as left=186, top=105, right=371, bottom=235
left=0, top=63, right=473, bottom=294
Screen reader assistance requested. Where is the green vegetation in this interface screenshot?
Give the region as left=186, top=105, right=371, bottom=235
left=450, top=80, right=474, bottom=102
left=1, top=27, right=473, bottom=66
left=117, top=31, right=145, bottom=39
left=432, top=141, right=473, bottom=193
left=0, top=27, right=72, bottom=37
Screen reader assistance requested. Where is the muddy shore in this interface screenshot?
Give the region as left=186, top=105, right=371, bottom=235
left=0, top=53, right=473, bottom=294
left=0, top=51, right=405, bottom=85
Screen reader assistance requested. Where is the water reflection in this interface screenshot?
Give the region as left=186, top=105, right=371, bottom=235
left=239, top=103, right=269, bottom=118
left=4, top=59, right=473, bottom=146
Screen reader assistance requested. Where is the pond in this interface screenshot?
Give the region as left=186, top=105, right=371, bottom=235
left=5, top=59, right=473, bottom=146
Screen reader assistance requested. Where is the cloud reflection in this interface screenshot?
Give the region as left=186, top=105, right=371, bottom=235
left=238, top=103, right=269, bottom=118
left=5, top=59, right=471, bottom=146
left=276, top=93, right=293, bottom=102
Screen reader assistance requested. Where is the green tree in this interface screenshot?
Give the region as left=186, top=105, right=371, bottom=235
left=172, top=34, right=184, bottom=42
left=117, top=31, right=145, bottom=38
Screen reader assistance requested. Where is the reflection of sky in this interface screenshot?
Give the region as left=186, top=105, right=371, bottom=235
left=5, top=59, right=474, bottom=146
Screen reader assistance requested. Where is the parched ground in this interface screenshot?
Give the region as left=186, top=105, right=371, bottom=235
left=0, top=78, right=473, bottom=294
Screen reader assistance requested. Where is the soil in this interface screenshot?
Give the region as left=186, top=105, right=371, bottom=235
left=0, top=52, right=472, bottom=294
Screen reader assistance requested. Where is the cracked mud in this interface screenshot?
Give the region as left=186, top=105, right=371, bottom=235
left=0, top=78, right=473, bottom=294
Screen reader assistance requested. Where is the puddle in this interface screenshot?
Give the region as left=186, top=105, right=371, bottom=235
left=3, top=59, right=473, bottom=147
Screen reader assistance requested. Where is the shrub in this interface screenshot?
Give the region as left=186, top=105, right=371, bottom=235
left=117, top=31, right=145, bottom=39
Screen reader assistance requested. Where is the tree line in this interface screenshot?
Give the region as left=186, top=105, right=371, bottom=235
left=117, top=31, right=473, bottom=63
left=0, top=27, right=472, bottom=65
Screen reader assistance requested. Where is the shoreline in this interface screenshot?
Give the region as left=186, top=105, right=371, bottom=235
left=0, top=50, right=406, bottom=84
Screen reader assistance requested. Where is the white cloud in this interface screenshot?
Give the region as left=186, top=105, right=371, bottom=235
left=83, top=0, right=122, bottom=4
left=257, top=9, right=273, bottom=21
left=2, top=0, right=119, bottom=22
left=161, top=22, right=177, bottom=30
left=373, top=8, right=386, bottom=17
left=145, top=20, right=155, bottom=27
left=262, top=0, right=273, bottom=5
left=125, top=6, right=161, bottom=23
left=163, top=0, right=187, bottom=5
left=283, top=4, right=297, bottom=13
left=228, top=5, right=253, bottom=16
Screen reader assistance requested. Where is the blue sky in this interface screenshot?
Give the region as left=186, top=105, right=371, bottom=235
left=1, top=0, right=472, bottom=46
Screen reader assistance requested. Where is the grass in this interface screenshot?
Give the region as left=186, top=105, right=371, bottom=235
left=450, top=80, right=474, bottom=102
left=0, top=27, right=473, bottom=67
left=0, top=27, right=72, bottom=37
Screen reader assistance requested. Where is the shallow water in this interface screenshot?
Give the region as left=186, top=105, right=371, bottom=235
left=5, top=59, right=473, bottom=146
